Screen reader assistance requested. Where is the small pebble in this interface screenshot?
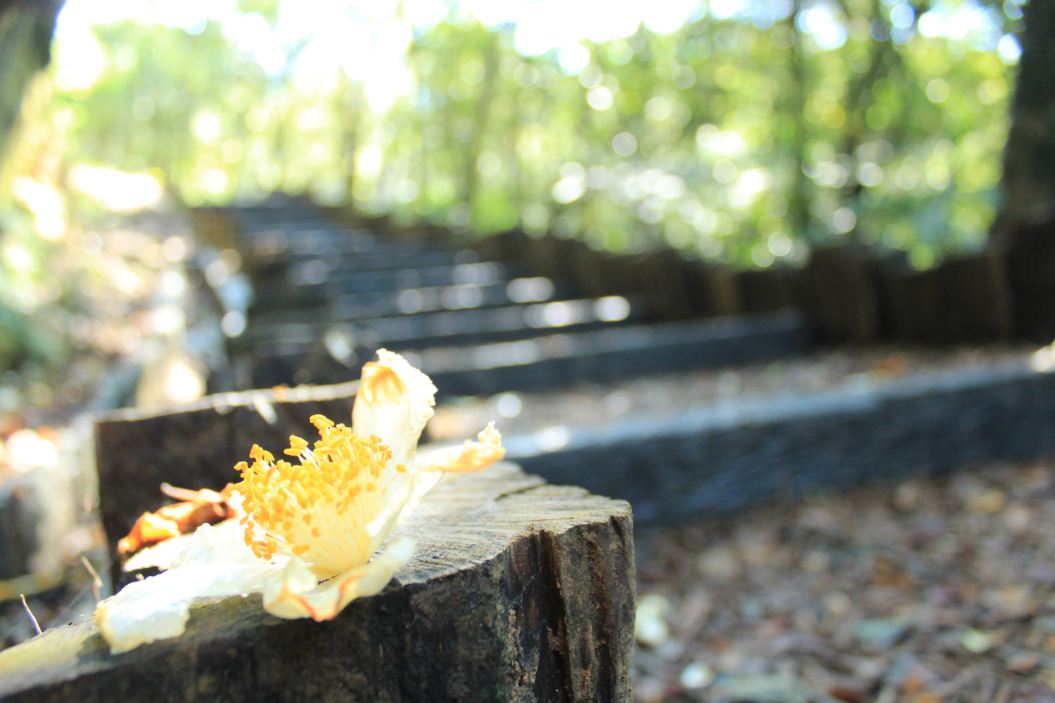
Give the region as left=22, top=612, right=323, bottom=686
left=679, top=662, right=714, bottom=689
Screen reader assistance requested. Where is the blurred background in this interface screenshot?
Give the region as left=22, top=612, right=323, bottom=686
left=0, top=0, right=1030, bottom=408
left=3, top=0, right=1055, bottom=700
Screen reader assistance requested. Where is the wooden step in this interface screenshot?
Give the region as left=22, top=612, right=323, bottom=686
left=509, top=357, right=1055, bottom=524
left=418, top=311, right=810, bottom=396
left=236, top=296, right=638, bottom=348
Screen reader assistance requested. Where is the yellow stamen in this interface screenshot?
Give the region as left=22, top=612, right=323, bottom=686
left=309, top=414, right=334, bottom=430
left=233, top=415, right=393, bottom=571
left=284, top=434, right=309, bottom=457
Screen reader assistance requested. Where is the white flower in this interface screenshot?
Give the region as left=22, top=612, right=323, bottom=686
left=96, top=349, right=504, bottom=653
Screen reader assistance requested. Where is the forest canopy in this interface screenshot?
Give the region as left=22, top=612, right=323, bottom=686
left=4, top=0, right=1025, bottom=266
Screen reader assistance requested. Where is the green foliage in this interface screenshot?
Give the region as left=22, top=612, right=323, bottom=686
left=0, top=206, right=67, bottom=376
left=0, top=0, right=1025, bottom=383
left=372, top=6, right=1016, bottom=267
left=8, top=1, right=1025, bottom=269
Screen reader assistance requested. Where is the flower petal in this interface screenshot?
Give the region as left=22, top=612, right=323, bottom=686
left=123, top=518, right=257, bottom=572
left=419, top=423, right=505, bottom=474
left=352, top=349, right=436, bottom=463
left=99, top=520, right=285, bottom=653
left=262, top=537, right=414, bottom=621
left=96, top=559, right=283, bottom=653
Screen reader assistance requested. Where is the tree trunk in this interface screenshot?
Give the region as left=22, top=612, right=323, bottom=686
left=785, top=0, right=813, bottom=244
left=996, top=1, right=1055, bottom=339
left=996, top=0, right=1055, bottom=236
left=0, top=0, right=65, bottom=160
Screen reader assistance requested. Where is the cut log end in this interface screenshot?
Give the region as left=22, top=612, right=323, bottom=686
left=0, top=464, right=635, bottom=703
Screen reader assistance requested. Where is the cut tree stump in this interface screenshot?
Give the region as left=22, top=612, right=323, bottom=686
left=0, top=464, right=635, bottom=702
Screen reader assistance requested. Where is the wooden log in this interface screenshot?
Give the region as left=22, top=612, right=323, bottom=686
left=734, top=267, right=796, bottom=314
left=683, top=263, right=741, bottom=318
left=514, top=360, right=1055, bottom=524
left=525, top=234, right=566, bottom=282
left=235, top=312, right=809, bottom=398
left=236, top=296, right=644, bottom=349
left=933, top=251, right=1013, bottom=342
left=94, top=382, right=359, bottom=571
left=798, top=244, right=882, bottom=343
left=422, top=312, right=811, bottom=396
left=541, top=237, right=577, bottom=283
left=564, top=244, right=614, bottom=298
left=1004, top=212, right=1055, bottom=342
left=631, top=251, right=697, bottom=320
left=879, top=251, right=1013, bottom=344
left=188, top=209, right=239, bottom=251
left=550, top=239, right=599, bottom=297
left=0, top=465, right=635, bottom=703
left=877, top=259, right=941, bottom=343
left=231, top=341, right=361, bottom=394
left=663, top=253, right=702, bottom=320
left=597, top=253, right=648, bottom=299
left=471, top=229, right=534, bottom=265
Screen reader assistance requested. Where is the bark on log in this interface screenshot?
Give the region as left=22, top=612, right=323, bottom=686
left=876, top=260, right=939, bottom=343
left=640, top=251, right=698, bottom=320
left=798, top=244, right=881, bottom=343
left=0, top=464, right=634, bottom=703
left=1004, top=212, right=1055, bottom=342
left=932, top=251, right=1013, bottom=342
left=734, top=268, right=796, bottom=314
left=565, top=246, right=614, bottom=298
left=683, top=264, right=741, bottom=318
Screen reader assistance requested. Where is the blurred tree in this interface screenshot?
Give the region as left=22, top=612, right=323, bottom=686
left=0, top=0, right=65, bottom=158
left=0, top=0, right=1024, bottom=268
left=0, top=0, right=1026, bottom=389
left=997, top=0, right=1055, bottom=235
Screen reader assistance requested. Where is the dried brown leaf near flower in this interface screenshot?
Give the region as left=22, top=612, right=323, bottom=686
left=116, top=484, right=233, bottom=560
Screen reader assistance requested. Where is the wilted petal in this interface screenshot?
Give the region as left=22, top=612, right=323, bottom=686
left=97, top=559, right=283, bottom=654
left=352, top=349, right=436, bottom=463
left=362, top=425, right=504, bottom=552
left=122, top=531, right=191, bottom=573
left=419, top=423, right=505, bottom=474
left=262, top=537, right=414, bottom=621
left=100, top=520, right=284, bottom=653
left=124, top=518, right=255, bottom=572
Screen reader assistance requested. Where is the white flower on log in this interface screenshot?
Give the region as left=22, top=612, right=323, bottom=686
left=96, top=349, right=505, bottom=653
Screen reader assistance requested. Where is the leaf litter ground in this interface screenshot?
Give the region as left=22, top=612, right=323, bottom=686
left=633, top=458, right=1055, bottom=702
